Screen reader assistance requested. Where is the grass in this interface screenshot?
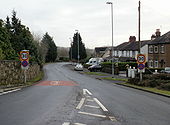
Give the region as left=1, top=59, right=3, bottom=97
left=101, top=77, right=128, bottom=82
left=115, top=82, right=170, bottom=96
left=27, top=71, right=44, bottom=85
left=84, top=72, right=108, bottom=76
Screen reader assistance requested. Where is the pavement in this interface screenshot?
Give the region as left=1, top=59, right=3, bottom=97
left=0, top=62, right=170, bottom=125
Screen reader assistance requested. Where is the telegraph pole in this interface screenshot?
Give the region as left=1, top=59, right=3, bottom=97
left=138, top=0, right=142, bottom=81
left=138, top=0, right=141, bottom=53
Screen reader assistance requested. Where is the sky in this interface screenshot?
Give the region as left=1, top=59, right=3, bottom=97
left=0, top=0, right=170, bottom=49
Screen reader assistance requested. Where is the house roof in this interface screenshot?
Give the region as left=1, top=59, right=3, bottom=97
left=148, top=31, right=170, bottom=45
left=94, top=46, right=109, bottom=53
left=114, top=40, right=150, bottom=51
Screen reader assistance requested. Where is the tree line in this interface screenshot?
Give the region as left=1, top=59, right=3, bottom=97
left=0, top=10, right=57, bottom=64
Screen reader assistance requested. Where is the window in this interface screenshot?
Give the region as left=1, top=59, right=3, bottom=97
left=149, top=45, right=153, bottom=53
left=160, top=45, right=165, bottom=53
left=154, top=46, right=158, bottom=53
left=154, top=60, right=158, bottom=68
left=149, top=60, right=153, bottom=68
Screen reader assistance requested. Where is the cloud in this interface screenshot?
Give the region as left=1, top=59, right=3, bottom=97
left=0, top=0, right=170, bottom=49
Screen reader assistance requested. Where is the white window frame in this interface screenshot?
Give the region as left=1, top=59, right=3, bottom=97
left=160, top=45, right=165, bottom=53
left=149, top=45, right=153, bottom=53
left=154, top=60, right=158, bottom=68
left=154, top=45, right=158, bottom=53
left=149, top=60, right=153, bottom=68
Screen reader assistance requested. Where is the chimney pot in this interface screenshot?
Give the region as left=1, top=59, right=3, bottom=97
left=129, top=36, right=136, bottom=42
left=155, top=29, right=161, bottom=37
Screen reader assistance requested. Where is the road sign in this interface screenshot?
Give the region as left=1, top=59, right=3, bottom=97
left=138, top=63, right=145, bottom=70
left=21, top=60, right=29, bottom=67
left=20, top=50, right=29, bottom=61
left=137, top=54, right=146, bottom=64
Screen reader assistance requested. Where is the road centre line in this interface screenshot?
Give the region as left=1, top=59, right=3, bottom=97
left=93, top=98, right=108, bottom=112
left=78, top=111, right=107, bottom=118
left=84, top=105, right=100, bottom=109
left=76, top=98, right=85, bottom=109
left=0, top=88, right=21, bottom=96
left=62, top=122, right=70, bottom=125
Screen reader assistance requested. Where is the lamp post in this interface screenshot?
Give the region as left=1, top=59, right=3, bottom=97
left=69, top=38, right=72, bottom=61
left=106, top=1, right=114, bottom=77
left=75, top=30, right=79, bottom=63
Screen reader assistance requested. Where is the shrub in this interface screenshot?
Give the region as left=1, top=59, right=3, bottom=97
left=101, top=62, right=137, bottom=71
left=159, top=83, right=170, bottom=91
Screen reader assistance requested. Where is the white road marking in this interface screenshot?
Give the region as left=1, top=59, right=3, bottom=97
left=84, top=105, right=100, bottom=109
left=109, top=116, right=117, bottom=121
left=0, top=88, right=21, bottom=96
left=86, top=95, right=91, bottom=98
left=62, top=122, right=70, bottom=125
left=74, top=123, right=86, bottom=125
left=83, top=89, right=92, bottom=95
left=83, top=89, right=86, bottom=95
left=78, top=111, right=107, bottom=118
left=86, top=99, right=94, bottom=102
left=93, top=98, right=108, bottom=112
left=76, top=98, right=85, bottom=109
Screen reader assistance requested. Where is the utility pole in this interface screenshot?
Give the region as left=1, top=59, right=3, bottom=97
left=138, top=0, right=141, bottom=53
left=138, top=0, right=142, bottom=81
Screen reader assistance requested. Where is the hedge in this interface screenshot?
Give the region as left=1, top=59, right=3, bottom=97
left=101, top=62, right=137, bottom=71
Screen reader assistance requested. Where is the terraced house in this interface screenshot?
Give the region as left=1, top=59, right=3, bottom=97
left=148, top=30, right=170, bottom=68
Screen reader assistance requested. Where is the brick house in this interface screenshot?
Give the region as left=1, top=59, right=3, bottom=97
left=148, top=30, right=170, bottom=68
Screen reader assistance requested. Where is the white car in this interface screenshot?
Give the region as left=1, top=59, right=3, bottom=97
left=74, top=64, right=83, bottom=71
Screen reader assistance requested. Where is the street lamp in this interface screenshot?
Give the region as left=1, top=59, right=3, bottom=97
left=69, top=38, right=72, bottom=61
left=106, top=1, right=114, bottom=77
left=75, top=29, right=79, bottom=63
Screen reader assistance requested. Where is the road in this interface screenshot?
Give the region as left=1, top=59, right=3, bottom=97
left=0, top=63, right=170, bottom=125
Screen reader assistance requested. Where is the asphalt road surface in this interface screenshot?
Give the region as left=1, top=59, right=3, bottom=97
left=0, top=63, right=170, bottom=125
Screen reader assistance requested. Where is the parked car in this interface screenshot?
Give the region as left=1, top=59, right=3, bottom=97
left=74, top=64, right=83, bottom=71
left=161, top=67, right=170, bottom=74
left=88, top=64, right=102, bottom=72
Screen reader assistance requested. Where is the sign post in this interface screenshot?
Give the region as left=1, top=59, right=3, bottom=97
left=137, top=54, right=146, bottom=81
left=20, top=50, right=29, bottom=83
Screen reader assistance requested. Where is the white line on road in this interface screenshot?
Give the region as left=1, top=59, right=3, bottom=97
left=93, top=98, right=108, bottom=112
left=83, top=89, right=92, bottom=95
left=86, top=99, right=94, bottom=102
left=78, top=111, right=107, bottom=118
left=76, top=98, right=85, bottom=109
left=86, top=95, right=91, bottom=98
left=109, top=116, right=117, bottom=122
left=84, top=105, right=100, bottom=109
left=0, top=88, right=21, bottom=96
left=74, top=123, right=86, bottom=125
left=62, top=122, right=70, bottom=125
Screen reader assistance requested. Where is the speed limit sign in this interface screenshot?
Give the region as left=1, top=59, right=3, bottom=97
left=137, top=54, right=146, bottom=64
left=20, top=50, right=29, bottom=61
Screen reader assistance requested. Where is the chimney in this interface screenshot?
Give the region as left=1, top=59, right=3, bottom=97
left=155, top=29, right=161, bottom=37
left=151, top=34, right=156, bottom=40
left=129, top=36, right=136, bottom=42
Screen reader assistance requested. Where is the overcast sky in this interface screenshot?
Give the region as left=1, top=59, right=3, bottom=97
left=0, top=0, right=170, bottom=49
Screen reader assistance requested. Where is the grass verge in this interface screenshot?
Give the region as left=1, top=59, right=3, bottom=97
left=26, top=71, right=44, bottom=85
left=84, top=72, right=108, bottom=76
left=115, top=82, right=170, bottom=96
left=101, top=77, right=128, bottom=82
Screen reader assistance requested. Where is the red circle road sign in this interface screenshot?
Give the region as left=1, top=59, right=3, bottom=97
left=137, top=54, right=146, bottom=64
